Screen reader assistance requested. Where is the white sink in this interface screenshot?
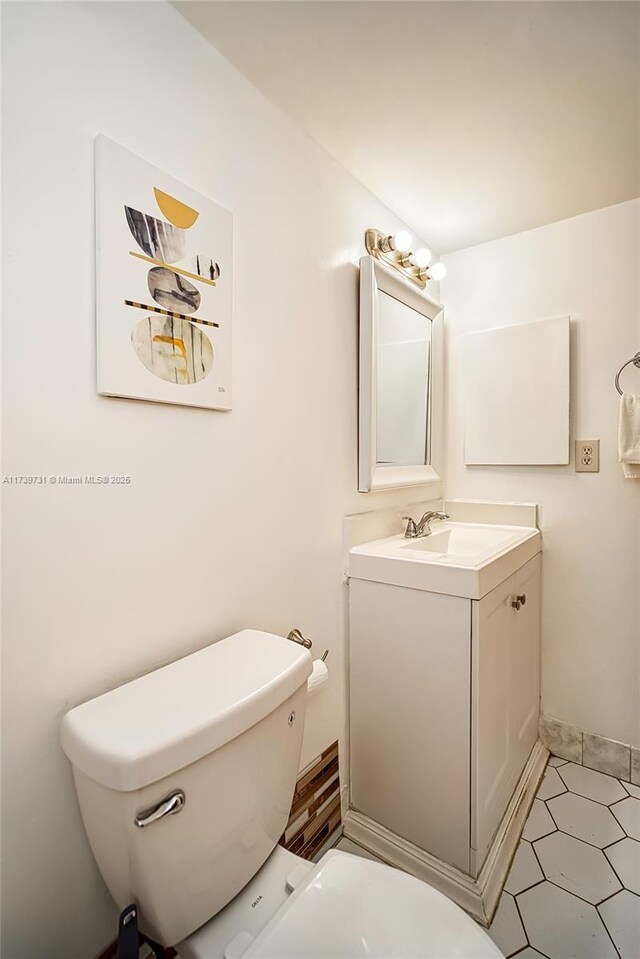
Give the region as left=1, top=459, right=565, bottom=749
left=349, top=522, right=541, bottom=599
left=400, top=523, right=526, bottom=559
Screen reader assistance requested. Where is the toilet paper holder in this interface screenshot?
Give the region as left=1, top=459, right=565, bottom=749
left=287, top=628, right=329, bottom=662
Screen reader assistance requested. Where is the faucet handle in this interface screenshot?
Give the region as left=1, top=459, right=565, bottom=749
left=402, top=516, right=418, bottom=538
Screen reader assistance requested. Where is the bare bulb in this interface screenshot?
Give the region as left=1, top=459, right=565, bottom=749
left=429, top=262, right=447, bottom=281
left=392, top=231, right=412, bottom=253
left=412, top=247, right=432, bottom=268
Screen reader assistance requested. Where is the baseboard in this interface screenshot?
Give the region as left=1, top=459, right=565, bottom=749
left=540, top=715, right=640, bottom=784
left=343, top=739, right=548, bottom=926
left=474, top=739, right=548, bottom=923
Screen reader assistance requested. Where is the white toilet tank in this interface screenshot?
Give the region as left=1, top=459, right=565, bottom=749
left=60, top=630, right=313, bottom=946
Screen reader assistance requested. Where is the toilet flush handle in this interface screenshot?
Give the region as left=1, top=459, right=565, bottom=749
left=134, top=789, right=185, bottom=828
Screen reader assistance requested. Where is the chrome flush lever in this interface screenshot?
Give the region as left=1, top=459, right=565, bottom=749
left=134, top=790, right=185, bottom=828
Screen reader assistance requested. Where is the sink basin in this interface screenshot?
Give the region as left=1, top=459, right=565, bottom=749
left=401, top=523, right=525, bottom=559
left=349, top=522, right=541, bottom=599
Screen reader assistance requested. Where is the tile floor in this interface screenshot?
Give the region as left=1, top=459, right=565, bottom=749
left=488, top=756, right=640, bottom=959
left=335, top=756, right=640, bottom=959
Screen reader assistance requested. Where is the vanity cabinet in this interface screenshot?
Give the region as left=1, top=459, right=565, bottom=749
left=349, top=553, right=541, bottom=878
left=471, top=556, right=540, bottom=871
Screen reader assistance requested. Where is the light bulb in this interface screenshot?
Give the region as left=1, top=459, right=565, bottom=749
left=412, top=247, right=432, bottom=268
left=392, top=230, right=412, bottom=253
left=429, top=262, right=447, bottom=281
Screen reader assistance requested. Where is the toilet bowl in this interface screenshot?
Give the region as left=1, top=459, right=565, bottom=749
left=60, top=629, right=502, bottom=959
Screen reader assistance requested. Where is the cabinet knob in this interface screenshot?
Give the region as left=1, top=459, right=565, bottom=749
left=511, top=594, right=526, bottom=611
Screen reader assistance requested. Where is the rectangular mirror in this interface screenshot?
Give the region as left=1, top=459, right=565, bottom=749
left=376, top=291, right=432, bottom=466
left=359, top=255, right=444, bottom=492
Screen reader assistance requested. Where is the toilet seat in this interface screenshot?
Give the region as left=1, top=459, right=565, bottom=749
left=179, top=848, right=503, bottom=959
left=245, top=850, right=502, bottom=959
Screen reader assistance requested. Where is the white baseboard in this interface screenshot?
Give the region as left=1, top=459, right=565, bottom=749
left=343, top=739, right=548, bottom=926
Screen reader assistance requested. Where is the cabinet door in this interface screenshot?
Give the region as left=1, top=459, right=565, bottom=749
left=471, top=574, right=517, bottom=867
left=511, top=556, right=541, bottom=772
left=349, top=579, right=471, bottom=872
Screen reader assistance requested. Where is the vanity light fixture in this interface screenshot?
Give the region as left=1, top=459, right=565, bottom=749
left=428, top=262, right=447, bottom=282
left=364, top=228, right=447, bottom=289
left=411, top=247, right=433, bottom=269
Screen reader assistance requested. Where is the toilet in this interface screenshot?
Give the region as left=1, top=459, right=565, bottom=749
left=60, top=629, right=502, bottom=959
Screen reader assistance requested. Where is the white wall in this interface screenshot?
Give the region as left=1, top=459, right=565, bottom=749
left=1, top=4, right=439, bottom=956
left=442, top=200, right=640, bottom=750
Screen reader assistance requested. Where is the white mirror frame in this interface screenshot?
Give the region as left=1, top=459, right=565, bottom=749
left=358, top=255, right=444, bottom=493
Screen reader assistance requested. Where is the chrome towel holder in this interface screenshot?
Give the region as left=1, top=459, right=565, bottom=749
left=615, top=352, right=640, bottom=395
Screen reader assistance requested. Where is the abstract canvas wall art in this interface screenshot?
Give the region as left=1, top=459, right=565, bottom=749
left=96, top=135, right=233, bottom=410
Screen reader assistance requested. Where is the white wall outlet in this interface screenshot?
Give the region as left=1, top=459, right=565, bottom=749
left=575, top=439, right=600, bottom=472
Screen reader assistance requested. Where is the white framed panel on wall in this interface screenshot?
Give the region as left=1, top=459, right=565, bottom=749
left=463, top=316, right=570, bottom=465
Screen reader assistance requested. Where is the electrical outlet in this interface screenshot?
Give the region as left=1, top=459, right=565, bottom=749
left=575, top=439, right=600, bottom=473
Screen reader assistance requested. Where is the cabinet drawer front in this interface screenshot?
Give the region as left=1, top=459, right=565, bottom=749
left=349, top=579, right=471, bottom=872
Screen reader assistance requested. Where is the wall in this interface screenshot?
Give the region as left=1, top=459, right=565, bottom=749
left=442, top=199, right=640, bottom=750
left=0, top=4, right=439, bottom=956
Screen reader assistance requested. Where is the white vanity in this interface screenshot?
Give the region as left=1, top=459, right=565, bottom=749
left=344, top=513, right=545, bottom=925
left=351, top=251, right=547, bottom=924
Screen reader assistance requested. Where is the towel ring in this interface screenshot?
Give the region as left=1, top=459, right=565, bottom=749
left=615, top=352, right=640, bottom=395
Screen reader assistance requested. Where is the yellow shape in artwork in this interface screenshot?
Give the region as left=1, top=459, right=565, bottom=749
left=153, top=188, right=200, bottom=229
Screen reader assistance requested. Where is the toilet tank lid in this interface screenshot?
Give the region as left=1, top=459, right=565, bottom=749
left=60, top=630, right=313, bottom=792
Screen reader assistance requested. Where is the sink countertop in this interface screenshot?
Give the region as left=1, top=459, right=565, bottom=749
left=348, top=522, right=541, bottom=600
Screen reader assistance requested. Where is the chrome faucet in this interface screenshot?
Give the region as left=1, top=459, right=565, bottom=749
left=402, top=510, right=450, bottom=539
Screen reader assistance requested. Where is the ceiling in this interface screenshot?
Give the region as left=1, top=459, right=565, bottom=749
left=176, top=1, right=640, bottom=253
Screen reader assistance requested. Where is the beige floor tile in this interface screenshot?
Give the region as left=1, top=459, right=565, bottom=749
left=548, top=756, right=568, bottom=768
left=523, top=799, right=556, bottom=842
left=534, top=831, right=621, bottom=904
left=547, top=793, right=624, bottom=848
left=611, top=797, right=640, bottom=841
left=598, top=890, right=640, bottom=959
left=517, top=881, right=617, bottom=959
left=558, top=762, right=628, bottom=806
left=537, top=766, right=568, bottom=801
left=505, top=840, right=543, bottom=896
left=623, top=781, right=640, bottom=800
left=488, top=892, right=527, bottom=957
left=604, top=838, right=640, bottom=895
